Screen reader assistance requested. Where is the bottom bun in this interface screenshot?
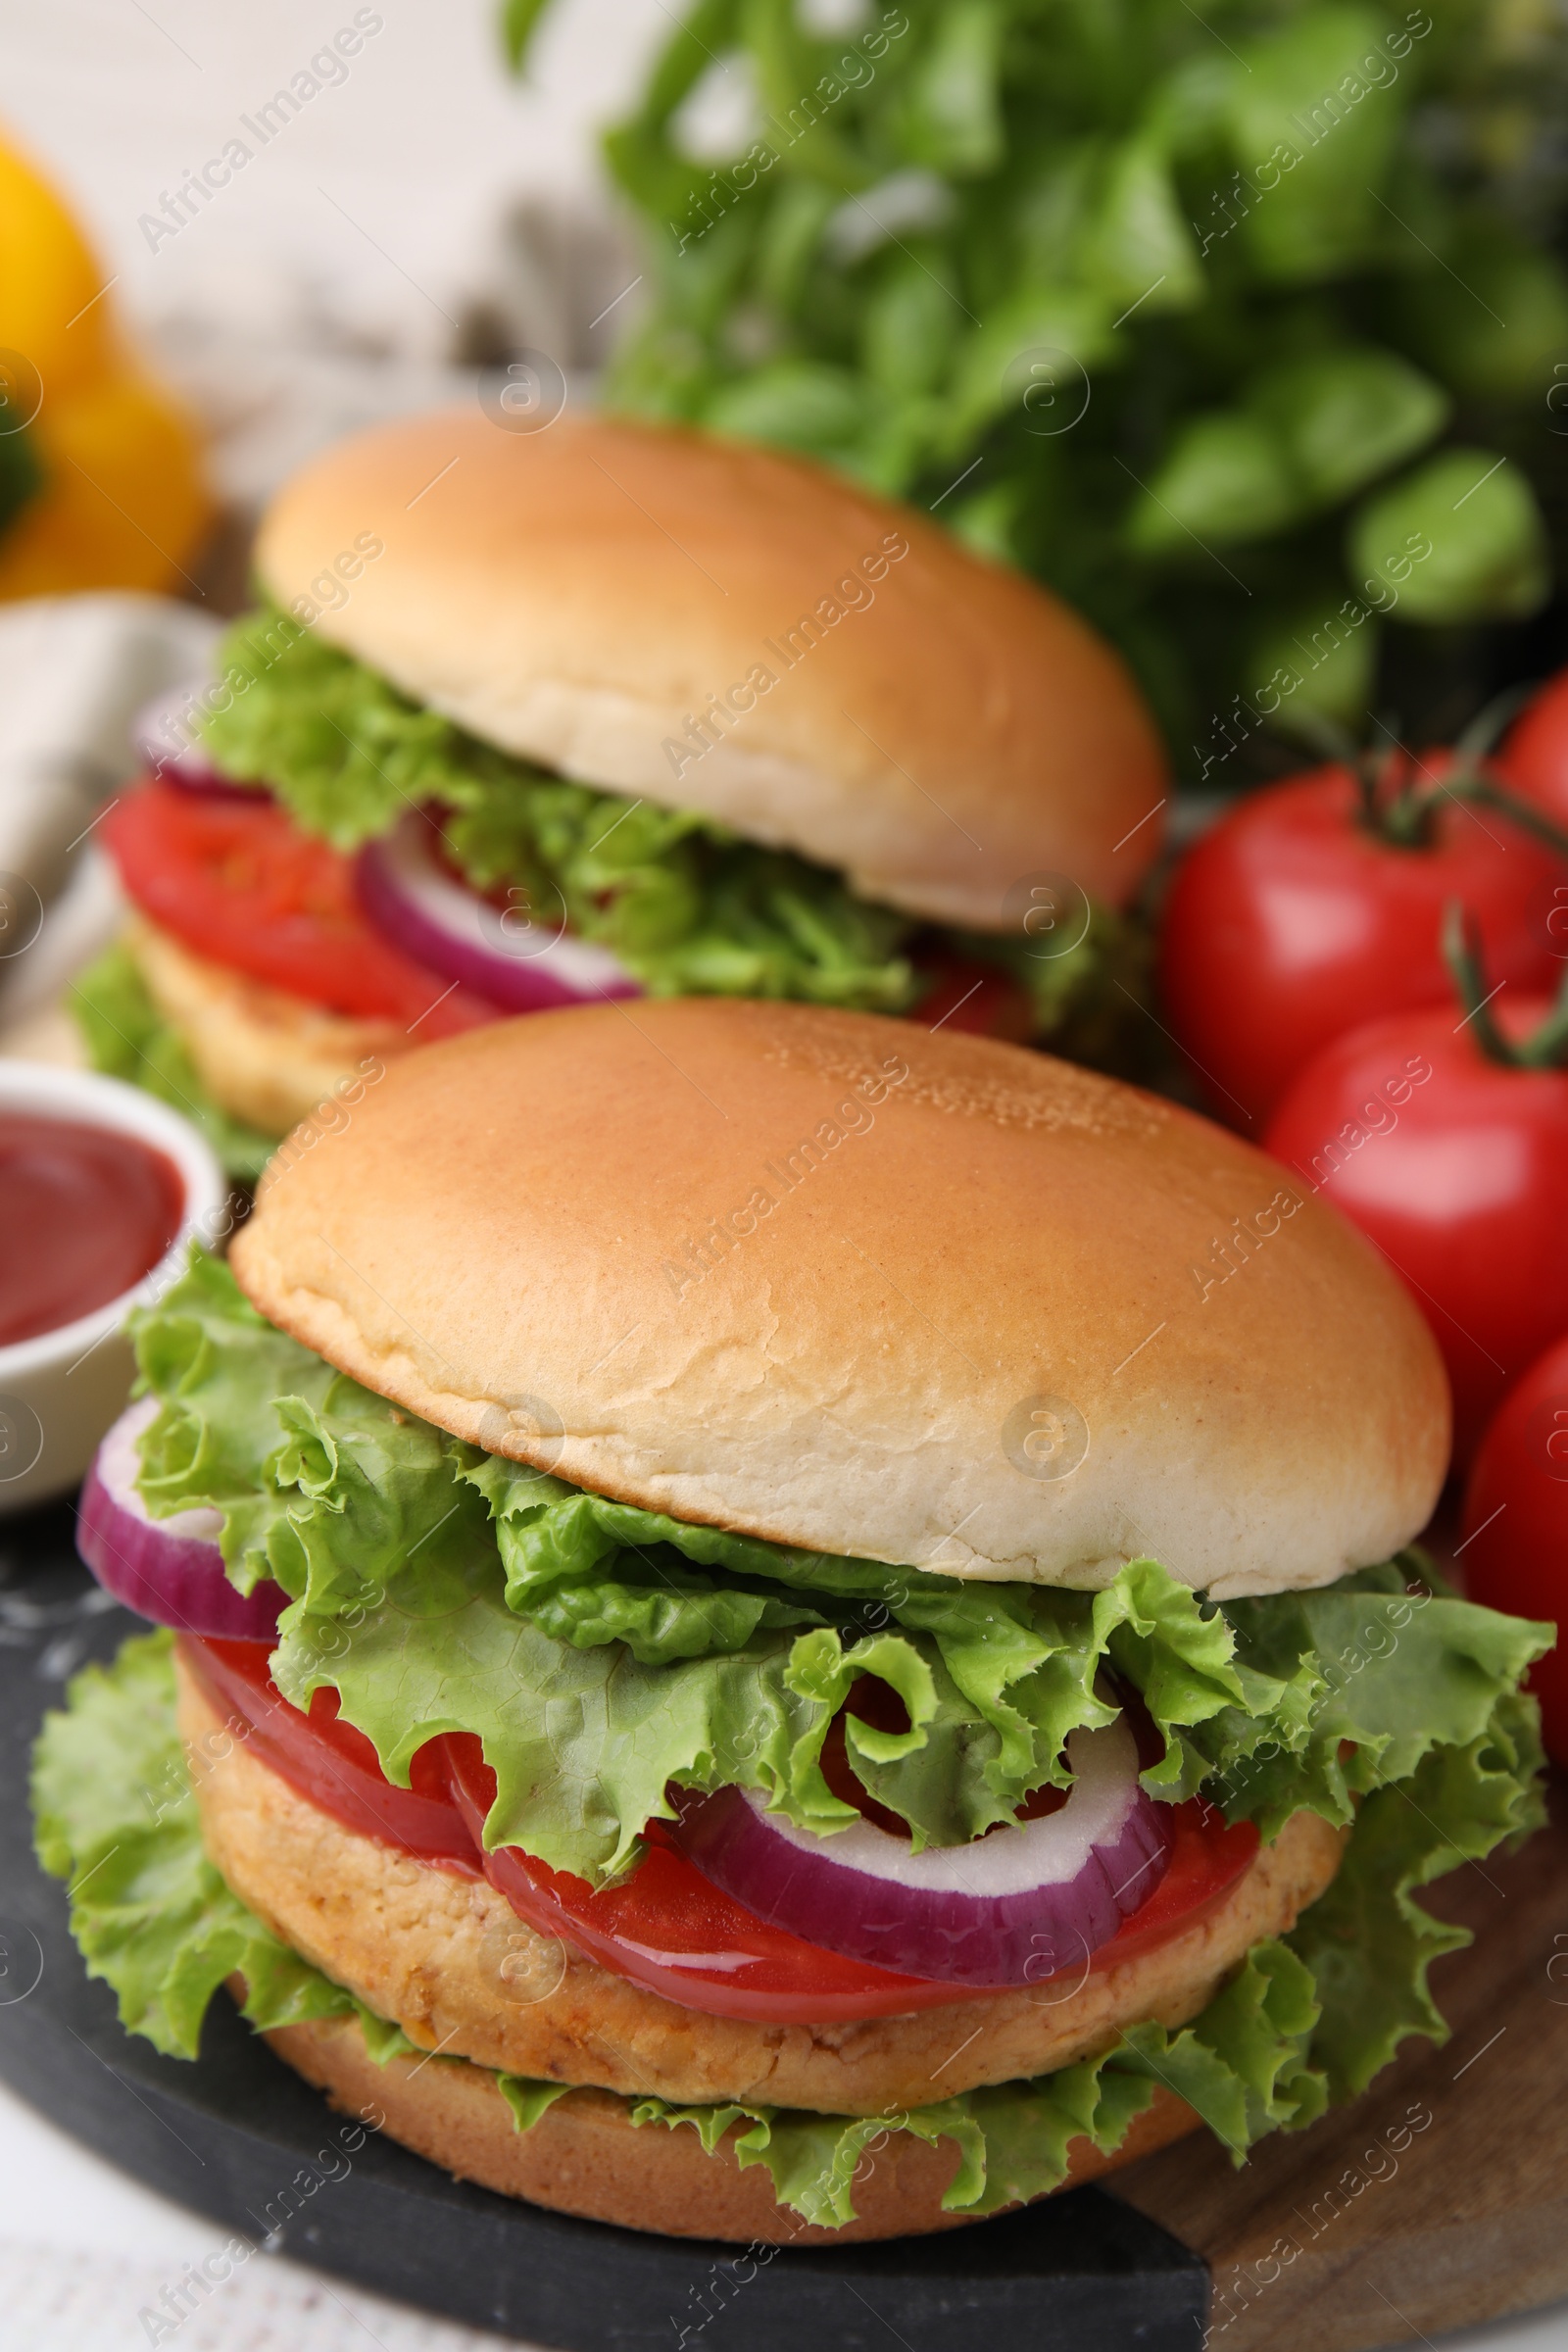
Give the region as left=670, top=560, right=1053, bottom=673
left=126, top=913, right=407, bottom=1136
left=261, top=2005, right=1200, bottom=2244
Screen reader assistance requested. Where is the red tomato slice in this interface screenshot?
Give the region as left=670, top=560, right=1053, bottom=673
left=457, top=1770, right=1258, bottom=2023
left=185, top=1636, right=478, bottom=1869
left=444, top=1742, right=966, bottom=2022
left=182, top=1634, right=1260, bottom=2024
left=102, top=781, right=495, bottom=1032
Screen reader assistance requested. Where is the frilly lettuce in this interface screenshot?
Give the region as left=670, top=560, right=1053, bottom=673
left=198, top=608, right=916, bottom=1013
left=634, top=1936, right=1328, bottom=2226
left=127, top=1257, right=1552, bottom=1893
left=194, top=606, right=1149, bottom=1054
left=33, top=1633, right=1543, bottom=2226
left=1290, top=1686, right=1544, bottom=2100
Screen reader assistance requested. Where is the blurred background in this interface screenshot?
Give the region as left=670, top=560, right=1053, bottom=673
left=7, top=0, right=1568, bottom=739
left=5, top=7, right=1568, bottom=2343
left=0, top=0, right=664, bottom=1063
left=1, top=1, right=661, bottom=576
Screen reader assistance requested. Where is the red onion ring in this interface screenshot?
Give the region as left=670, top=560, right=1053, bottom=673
left=131, top=681, right=267, bottom=801
left=76, top=1397, right=284, bottom=1642
left=672, top=1716, right=1174, bottom=1987
left=356, top=808, right=641, bottom=1012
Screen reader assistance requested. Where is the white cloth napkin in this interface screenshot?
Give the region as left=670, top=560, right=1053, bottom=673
left=0, top=592, right=220, bottom=1053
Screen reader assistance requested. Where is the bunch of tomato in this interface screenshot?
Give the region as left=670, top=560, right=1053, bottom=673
left=1159, top=675, right=1568, bottom=1760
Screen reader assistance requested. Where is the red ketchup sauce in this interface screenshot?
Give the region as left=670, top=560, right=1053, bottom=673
left=182, top=1635, right=1261, bottom=2026
left=0, top=1115, right=183, bottom=1347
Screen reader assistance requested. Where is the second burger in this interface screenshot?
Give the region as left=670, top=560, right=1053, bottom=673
left=77, top=411, right=1166, bottom=1171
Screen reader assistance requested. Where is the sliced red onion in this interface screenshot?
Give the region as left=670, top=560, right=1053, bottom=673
left=357, top=808, right=641, bottom=1012
left=131, top=682, right=265, bottom=800
left=76, top=1397, right=284, bottom=1642
left=672, top=1716, right=1173, bottom=1988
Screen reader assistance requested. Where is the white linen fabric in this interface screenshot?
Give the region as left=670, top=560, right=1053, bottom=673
left=0, top=592, right=220, bottom=1055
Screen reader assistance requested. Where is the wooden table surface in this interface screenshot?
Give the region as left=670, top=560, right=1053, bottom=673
left=1112, top=1775, right=1568, bottom=2351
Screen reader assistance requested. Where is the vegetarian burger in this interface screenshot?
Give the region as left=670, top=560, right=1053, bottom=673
left=38, top=1004, right=1549, bottom=2243
left=75, top=411, right=1166, bottom=1178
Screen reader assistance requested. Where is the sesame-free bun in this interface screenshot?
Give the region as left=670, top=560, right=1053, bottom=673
left=231, top=1001, right=1449, bottom=1599
left=254, top=411, right=1167, bottom=929
left=125, top=915, right=409, bottom=1137
left=264, top=2008, right=1200, bottom=2244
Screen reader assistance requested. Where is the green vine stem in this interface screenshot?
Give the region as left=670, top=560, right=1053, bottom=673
left=1443, top=902, right=1568, bottom=1071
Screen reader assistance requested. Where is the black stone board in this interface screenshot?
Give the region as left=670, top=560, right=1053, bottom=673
left=0, top=1500, right=1208, bottom=2351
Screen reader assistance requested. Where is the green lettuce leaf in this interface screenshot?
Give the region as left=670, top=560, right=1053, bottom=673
left=1120, top=1937, right=1326, bottom=2157
left=131, top=1250, right=488, bottom=1612
left=131, top=1250, right=333, bottom=1595
left=128, top=1256, right=1553, bottom=1886
left=497, top=2075, right=575, bottom=2132
left=199, top=608, right=916, bottom=1013
left=193, top=606, right=1143, bottom=1056
left=609, top=1933, right=1322, bottom=2225
left=72, top=942, right=274, bottom=1179
left=31, top=1630, right=387, bottom=2058
left=272, top=1583, right=879, bottom=1879
left=1194, top=1565, right=1553, bottom=1839
left=30, top=1632, right=1546, bottom=2229
left=954, top=909, right=1155, bottom=1066
left=514, top=1551, right=829, bottom=1663
left=1287, top=1686, right=1546, bottom=2099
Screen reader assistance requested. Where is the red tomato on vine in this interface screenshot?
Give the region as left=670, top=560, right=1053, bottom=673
left=1498, top=666, right=1568, bottom=835
left=1264, top=915, right=1568, bottom=1461
left=1161, top=743, right=1568, bottom=1128
left=1460, top=1333, right=1568, bottom=1765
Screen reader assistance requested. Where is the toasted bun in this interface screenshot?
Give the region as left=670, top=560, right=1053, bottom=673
left=255, top=411, right=1167, bottom=930
left=263, top=2009, right=1200, bottom=2244
left=234, top=1003, right=1448, bottom=1599
left=179, top=1652, right=1347, bottom=2119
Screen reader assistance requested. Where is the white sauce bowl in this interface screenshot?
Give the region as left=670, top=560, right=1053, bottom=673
left=0, top=1060, right=227, bottom=1516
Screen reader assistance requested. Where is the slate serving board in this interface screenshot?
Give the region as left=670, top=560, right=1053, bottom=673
left=1, top=1498, right=1562, bottom=2352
